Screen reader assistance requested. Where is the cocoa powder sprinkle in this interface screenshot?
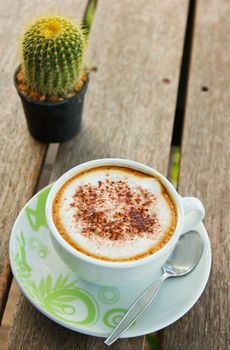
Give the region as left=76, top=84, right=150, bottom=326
left=70, top=179, right=159, bottom=241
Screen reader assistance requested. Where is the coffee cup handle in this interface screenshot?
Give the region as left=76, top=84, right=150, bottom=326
left=181, top=197, right=205, bottom=234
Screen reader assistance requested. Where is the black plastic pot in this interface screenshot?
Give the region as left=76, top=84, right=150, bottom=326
left=14, top=70, right=89, bottom=143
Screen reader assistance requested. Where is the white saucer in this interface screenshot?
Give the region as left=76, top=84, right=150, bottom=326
left=9, top=185, right=211, bottom=338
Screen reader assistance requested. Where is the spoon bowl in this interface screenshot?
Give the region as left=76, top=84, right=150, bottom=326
left=163, top=230, right=203, bottom=277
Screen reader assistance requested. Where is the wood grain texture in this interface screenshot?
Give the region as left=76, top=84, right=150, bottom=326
left=161, top=0, right=230, bottom=349
left=8, top=0, right=189, bottom=349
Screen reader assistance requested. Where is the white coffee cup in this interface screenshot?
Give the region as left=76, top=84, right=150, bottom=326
left=46, top=158, right=204, bottom=286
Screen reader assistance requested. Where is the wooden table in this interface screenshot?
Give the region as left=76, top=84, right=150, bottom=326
left=0, top=0, right=229, bottom=349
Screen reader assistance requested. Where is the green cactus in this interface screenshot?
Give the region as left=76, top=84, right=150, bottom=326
left=21, top=16, right=87, bottom=96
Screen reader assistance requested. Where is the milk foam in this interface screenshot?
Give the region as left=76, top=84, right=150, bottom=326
left=53, top=167, right=177, bottom=261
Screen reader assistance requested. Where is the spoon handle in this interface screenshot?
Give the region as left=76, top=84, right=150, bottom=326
left=104, top=273, right=168, bottom=346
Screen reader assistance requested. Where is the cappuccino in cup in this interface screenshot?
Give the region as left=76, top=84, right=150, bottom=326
left=52, top=166, right=177, bottom=262
left=47, top=158, right=204, bottom=285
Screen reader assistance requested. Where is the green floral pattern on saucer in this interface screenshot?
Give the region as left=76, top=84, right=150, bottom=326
left=98, top=287, right=120, bottom=305
left=25, top=186, right=50, bottom=231
left=14, top=232, right=99, bottom=325
left=14, top=232, right=32, bottom=279
left=103, top=308, right=128, bottom=328
left=28, top=237, right=49, bottom=259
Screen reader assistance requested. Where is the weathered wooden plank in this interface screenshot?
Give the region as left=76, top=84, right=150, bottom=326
left=8, top=0, right=189, bottom=349
left=161, top=0, right=230, bottom=349
left=0, top=0, right=87, bottom=330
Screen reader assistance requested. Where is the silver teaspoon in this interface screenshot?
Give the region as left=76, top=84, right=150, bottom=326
left=104, top=230, right=203, bottom=346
